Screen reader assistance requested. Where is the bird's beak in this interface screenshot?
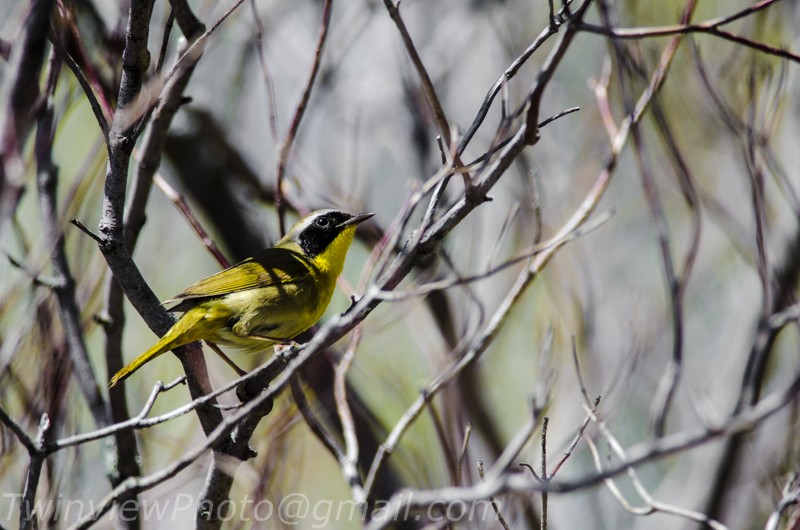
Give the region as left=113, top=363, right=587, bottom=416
left=338, top=212, right=374, bottom=228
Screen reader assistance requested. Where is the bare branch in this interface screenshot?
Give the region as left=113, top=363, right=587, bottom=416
left=577, top=1, right=800, bottom=64
left=585, top=408, right=728, bottom=529
left=477, top=460, right=511, bottom=530
left=0, top=406, right=36, bottom=454
left=365, top=371, right=800, bottom=529
left=764, top=474, right=800, bottom=530
left=275, top=0, right=333, bottom=235
left=153, top=174, right=230, bottom=268
left=19, top=414, right=50, bottom=530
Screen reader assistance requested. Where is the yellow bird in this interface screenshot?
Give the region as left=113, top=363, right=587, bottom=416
left=109, top=209, right=373, bottom=388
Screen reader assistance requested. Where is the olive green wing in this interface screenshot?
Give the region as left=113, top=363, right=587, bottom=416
left=165, top=247, right=313, bottom=309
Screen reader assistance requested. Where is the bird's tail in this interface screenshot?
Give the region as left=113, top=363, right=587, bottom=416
left=108, top=308, right=207, bottom=388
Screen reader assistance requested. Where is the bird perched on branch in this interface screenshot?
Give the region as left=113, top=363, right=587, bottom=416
left=109, top=209, right=374, bottom=388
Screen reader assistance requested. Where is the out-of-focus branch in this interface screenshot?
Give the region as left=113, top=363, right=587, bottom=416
left=601, top=0, right=698, bottom=437
left=381, top=0, right=472, bottom=189
left=291, top=376, right=367, bottom=510
left=164, top=109, right=276, bottom=258
left=764, top=474, right=800, bottom=530
left=334, top=329, right=368, bottom=508
left=36, top=57, right=110, bottom=429
left=248, top=0, right=278, bottom=140
left=0, top=406, right=36, bottom=454
left=168, top=0, right=204, bottom=38
left=584, top=426, right=728, bottom=529
left=0, top=0, right=55, bottom=232
left=364, top=370, right=800, bottom=529
left=153, top=175, right=230, bottom=267
left=275, top=0, right=333, bottom=235
left=577, top=0, right=800, bottom=64
left=688, top=19, right=800, bottom=520
left=19, top=414, right=50, bottom=530
left=49, top=32, right=111, bottom=139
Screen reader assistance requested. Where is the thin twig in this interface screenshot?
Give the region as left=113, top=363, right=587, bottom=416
left=275, top=0, right=333, bottom=235
left=540, top=417, right=549, bottom=530
left=457, top=3, right=570, bottom=155
left=48, top=31, right=110, bottom=139
left=424, top=394, right=459, bottom=486
left=45, top=377, right=185, bottom=452
left=333, top=326, right=367, bottom=510
left=585, top=406, right=729, bottom=529
left=549, top=396, right=600, bottom=478
left=153, top=174, right=230, bottom=268
left=364, top=371, right=800, bottom=530
left=382, top=0, right=471, bottom=188
left=372, top=209, right=612, bottom=302
left=0, top=406, right=36, bottom=454
left=477, top=460, right=511, bottom=530
left=764, top=473, right=800, bottom=530
left=455, top=423, right=473, bottom=486
left=576, top=0, right=800, bottom=64
left=69, top=218, right=104, bottom=245
left=290, top=377, right=346, bottom=460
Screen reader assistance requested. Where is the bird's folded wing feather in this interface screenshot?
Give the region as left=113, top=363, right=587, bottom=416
left=164, top=247, right=313, bottom=303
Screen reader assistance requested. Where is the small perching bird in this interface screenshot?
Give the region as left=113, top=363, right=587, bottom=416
left=108, top=209, right=374, bottom=388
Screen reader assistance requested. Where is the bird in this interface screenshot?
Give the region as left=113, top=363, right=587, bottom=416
left=108, top=209, right=374, bottom=388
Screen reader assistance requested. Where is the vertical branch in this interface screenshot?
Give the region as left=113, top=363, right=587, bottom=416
left=102, top=5, right=255, bottom=527
left=540, top=417, right=549, bottom=530
left=744, top=78, right=771, bottom=320
left=36, top=56, right=110, bottom=429
left=477, top=460, right=511, bottom=529
left=19, top=415, right=50, bottom=530
left=274, top=0, right=333, bottom=235
left=334, top=329, right=367, bottom=508
left=249, top=0, right=279, bottom=140
left=95, top=0, right=229, bottom=440
left=0, top=0, right=55, bottom=232
left=598, top=0, right=698, bottom=437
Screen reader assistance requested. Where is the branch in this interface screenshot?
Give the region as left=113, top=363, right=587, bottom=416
left=36, top=76, right=110, bottom=428
left=587, top=404, right=729, bottom=529
left=0, top=406, right=36, bottom=454
left=48, top=31, right=110, bottom=139
left=44, top=378, right=185, bottom=452
left=457, top=1, right=573, bottom=154
left=274, top=0, right=333, bottom=235
left=477, top=460, right=511, bottom=530
left=153, top=174, right=230, bottom=267
left=364, top=370, right=800, bottom=529
left=334, top=328, right=368, bottom=509
left=382, top=0, right=472, bottom=188
left=0, top=0, right=55, bottom=229
left=764, top=474, right=800, bottom=530
left=19, top=415, right=50, bottom=530
left=600, top=0, right=699, bottom=437
left=575, top=0, right=799, bottom=64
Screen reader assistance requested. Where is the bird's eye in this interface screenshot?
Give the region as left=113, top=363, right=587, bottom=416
left=316, top=217, right=330, bottom=227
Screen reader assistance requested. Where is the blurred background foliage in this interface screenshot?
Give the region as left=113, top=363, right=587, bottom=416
left=1, top=0, right=799, bottom=528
